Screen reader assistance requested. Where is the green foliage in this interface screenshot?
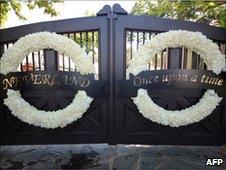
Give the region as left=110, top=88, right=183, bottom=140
left=0, top=0, right=63, bottom=28
left=219, top=8, right=226, bottom=28
left=0, top=1, right=11, bottom=27
left=131, top=0, right=226, bottom=28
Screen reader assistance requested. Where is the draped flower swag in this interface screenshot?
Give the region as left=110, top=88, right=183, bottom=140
left=127, top=30, right=225, bottom=127
left=0, top=32, right=95, bottom=129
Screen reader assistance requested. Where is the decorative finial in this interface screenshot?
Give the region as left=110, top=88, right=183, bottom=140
left=97, top=5, right=111, bottom=16
left=113, top=4, right=127, bottom=15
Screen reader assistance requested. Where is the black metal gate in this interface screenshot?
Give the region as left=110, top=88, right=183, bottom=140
left=0, top=4, right=226, bottom=145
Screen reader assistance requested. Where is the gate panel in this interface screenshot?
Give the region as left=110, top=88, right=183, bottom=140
left=0, top=16, right=110, bottom=145
left=114, top=13, right=226, bottom=145
left=0, top=5, right=226, bottom=145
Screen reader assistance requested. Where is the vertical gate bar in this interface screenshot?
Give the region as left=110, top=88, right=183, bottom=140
left=109, top=14, right=115, bottom=143
left=38, top=51, right=41, bottom=70
left=86, top=32, right=89, bottom=54
left=0, top=43, right=3, bottom=57
left=154, top=54, right=157, bottom=70
left=74, top=33, right=77, bottom=43
left=20, top=63, right=23, bottom=72
left=57, top=54, right=60, bottom=71
left=136, top=31, right=139, bottom=50
left=130, top=31, right=133, bottom=60
left=148, top=32, right=151, bottom=70
left=92, top=31, right=95, bottom=64
left=0, top=43, right=4, bottom=145
left=96, top=32, right=99, bottom=79
left=161, top=51, right=163, bottom=70
left=204, top=63, right=207, bottom=69
left=192, top=51, right=199, bottom=69
left=221, top=43, right=225, bottom=54
left=62, top=53, right=65, bottom=71
left=106, top=10, right=118, bottom=144
left=218, top=42, right=221, bottom=50
left=154, top=33, right=158, bottom=70
left=166, top=48, right=168, bottom=69
left=199, top=56, right=201, bottom=69
left=74, top=33, right=77, bottom=71
left=67, top=34, right=71, bottom=71
left=125, top=31, right=128, bottom=67
left=0, top=44, right=4, bottom=73
left=80, top=32, right=82, bottom=47
left=68, top=58, right=71, bottom=71
left=130, top=31, right=133, bottom=59
left=183, top=48, right=187, bottom=69
left=181, top=47, right=184, bottom=69
left=44, top=49, right=57, bottom=71
left=142, top=32, right=145, bottom=45
left=168, top=48, right=182, bottom=69
left=96, top=5, right=111, bottom=143
left=32, top=53, right=35, bottom=71
left=26, top=56, right=29, bottom=71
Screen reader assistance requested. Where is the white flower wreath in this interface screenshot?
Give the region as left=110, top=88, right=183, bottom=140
left=0, top=32, right=95, bottom=129
left=127, top=30, right=225, bottom=127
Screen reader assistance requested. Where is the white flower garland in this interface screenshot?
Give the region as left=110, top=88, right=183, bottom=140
left=127, top=30, right=225, bottom=127
left=0, top=32, right=95, bottom=129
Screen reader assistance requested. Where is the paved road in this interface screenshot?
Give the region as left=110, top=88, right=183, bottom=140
left=1, top=144, right=225, bottom=169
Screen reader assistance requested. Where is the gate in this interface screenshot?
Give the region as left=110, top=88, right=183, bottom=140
left=0, top=4, right=226, bottom=145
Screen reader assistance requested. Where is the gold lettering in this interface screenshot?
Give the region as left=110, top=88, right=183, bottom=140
left=142, top=78, right=146, bottom=85
left=33, top=75, right=42, bottom=84
left=162, top=75, right=168, bottom=83
left=218, top=79, right=224, bottom=86
left=72, top=76, right=80, bottom=85
left=80, top=78, right=90, bottom=87
left=181, top=74, right=188, bottom=81
left=133, top=76, right=142, bottom=87
left=208, top=77, right=219, bottom=85
left=2, top=77, right=19, bottom=90
left=2, top=78, right=12, bottom=89
left=191, top=75, right=198, bottom=82
left=200, top=74, right=224, bottom=86
left=154, top=76, right=159, bottom=83
left=175, top=74, right=181, bottom=81
left=41, top=74, right=52, bottom=85
left=168, top=74, right=174, bottom=85
left=201, top=75, right=206, bottom=83
left=63, top=75, right=69, bottom=85
left=53, top=75, right=61, bottom=85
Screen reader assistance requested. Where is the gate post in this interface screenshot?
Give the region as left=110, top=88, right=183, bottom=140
left=0, top=44, right=4, bottom=145
left=97, top=4, right=127, bottom=145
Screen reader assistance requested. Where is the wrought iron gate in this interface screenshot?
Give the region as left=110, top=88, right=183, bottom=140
left=0, top=4, right=226, bottom=145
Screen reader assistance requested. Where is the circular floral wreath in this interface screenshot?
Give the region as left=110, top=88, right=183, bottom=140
left=0, top=32, right=95, bottom=129
left=127, top=30, right=225, bottom=127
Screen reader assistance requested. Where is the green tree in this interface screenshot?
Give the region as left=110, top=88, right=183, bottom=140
left=0, top=0, right=63, bottom=28
left=131, top=0, right=226, bottom=28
